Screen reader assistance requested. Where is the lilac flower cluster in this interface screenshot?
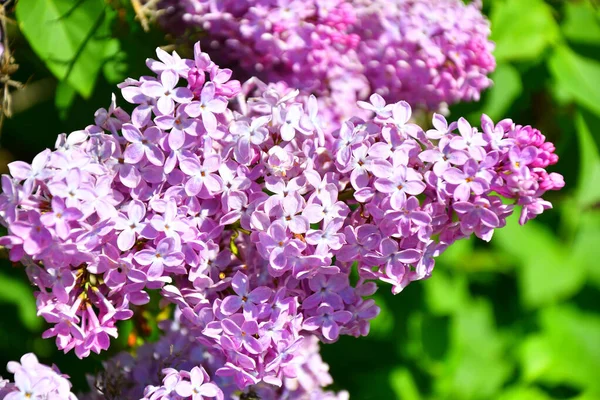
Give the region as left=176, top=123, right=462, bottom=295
left=0, top=325, right=345, bottom=399
left=160, top=0, right=364, bottom=93
left=0, top=353, right=77, bottom=399
left=159, top=0, right=368, bottom=132
left=81, top=315, right=347, bottom=399
left=353, top=0, right=496, bottom=110
left=0, top=42, right=562, bottom=394
left=158, top=0, right=495, bottom=115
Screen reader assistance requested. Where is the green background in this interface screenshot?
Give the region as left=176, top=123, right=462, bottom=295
left=0, top=1, right=599, bottom=399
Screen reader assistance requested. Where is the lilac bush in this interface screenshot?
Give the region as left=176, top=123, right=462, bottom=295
left=0, top=41, right=562, bottom=397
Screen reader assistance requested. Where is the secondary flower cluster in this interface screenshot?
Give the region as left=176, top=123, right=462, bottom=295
left=0, top=353, right=77, bottom=399
left=81, top=315, right=347, bottom=399
left=159, top=0, right=368, bottom=132
left=353, top=0, right=495, bottom=110
left=0, top=319, right=346, bottom=399
left=160, top=0, right=364, bottom=92
left=158, top=0, right=495, bottom=114
left=0, top=42, right=562, bottom=394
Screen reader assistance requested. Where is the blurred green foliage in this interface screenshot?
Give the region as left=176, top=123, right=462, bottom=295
left=0, top=0, right=598, bottom=399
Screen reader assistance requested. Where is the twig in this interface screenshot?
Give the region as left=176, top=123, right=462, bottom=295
left=0, top=0, right=22, bottom=138
left=131, top=0, right=160, bottom=32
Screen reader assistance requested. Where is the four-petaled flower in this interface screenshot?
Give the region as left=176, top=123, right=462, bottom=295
left=141, top=70, right=193, bottom=115
left=134, top=237, right=184, bottom=279
left=303, top=304, right=352, bottom=341
left=221, top=272, right=273, bottom=317
left=175, top=366, right=221, bottom=400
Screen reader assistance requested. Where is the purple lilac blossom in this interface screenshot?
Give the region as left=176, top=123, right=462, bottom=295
left=158, top=0, right=495, bottom=120
left=0, top=41, right=562, bottom=393
left=0, top=353, right=77, bottom=399
left=79, top=316, right=348, bottom=400
left=0, top=320, right=347, bottom=399
left=353, top=0, right=495, bottom=111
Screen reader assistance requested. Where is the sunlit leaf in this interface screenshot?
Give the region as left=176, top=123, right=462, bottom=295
left=493, top=213, right=586, bottom=309
left=497, top=386, right=553, bottom=400
left=475, top=63, right=522, bottom=121
left=548, top=46, right=600, bottom=117
left=0, top=270, right=42, bottom=331
left=574, top=111, right=600, bottom=207
left=562, top=1, right=600, bottom=45
left=369, top=294, right=395, bottom=338
left=571, top=211, right=600, bottom=289
left=491, top=0, right=560, bottom=62
left=435, top=299, right=513, bottom=399
left=520, top=306, right=600, bottom=391
left=390, top=368, right=422, bottom=400
left=519, top=335, right=553, bottom=382
left=16, top=0, right=120, bottom=98
left=55, top=81, right=77, bottom=120
left=423, top=270, right=469, bottom=316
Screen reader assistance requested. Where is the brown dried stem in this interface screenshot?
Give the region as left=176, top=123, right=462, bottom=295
left=131, top=0, right=161, bottom=32
left=0, top=0, right=22, bottom=137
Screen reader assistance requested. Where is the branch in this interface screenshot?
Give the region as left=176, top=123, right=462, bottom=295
left=0, top=0, right=22, bottom=137
left=131, top=0, right=160, bottom=32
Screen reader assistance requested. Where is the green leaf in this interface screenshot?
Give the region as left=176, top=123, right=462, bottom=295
left=497, top=386, right=553, bottom=400
left=369, top=294, right=395, bottom=338
left=562, top=1, right=600, bottom=45
left=574, top=391, right=600, bottom=400
left=490, top=0, right=560, bottom=62
left=0, top=270, right=43, bottom=331
left=406, top=312, right=449, bottom=365
left=475, top=63, right=522, bottom=121
left=548, top=46, right=600, bottom=117
left=519, top=335, right=554, bottom=383
left=435, top=299, right=513, bottom=399
left=520, top=306, right=600, bottom=391
left=390, top=368, right=422, bottom=400
left=102, top=39, right=128, bottom=84
left=423, top=269, right=469, bottom=316
left=574, top=110, right=600, bottom=207
left=493, top=213, right=586, bottom=309
left=436, top=237, right=473, bottom=266
left=55, top=81, right=77, bottom=119
left=16, top=0, right=120, bottom=98
left=570, top=210, right=600, bottom=289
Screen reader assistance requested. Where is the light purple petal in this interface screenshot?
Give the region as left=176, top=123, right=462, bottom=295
left=161, top=70, right=179, bottom=91
left=202, top=109, right=218, bottom=133
left=443, top=168, right=466, bottom=184
left=231, top=272, right=249, bottom=296
left=121, top=124, right=142, bottom=143
left=221, top=296, right=243, bottom=315
left=172, top=87, right=194, bottom=104
left=374, top=178, right=397, bottom=193
left=453, top=183, right=471, bottom=202
left=322, top=320, right=339, bottom=341
left=157, top=96, right=174, bottom=115
left=140, top=81, right=164, bottom=98
left=248, top=286, right=272, bottom=303
left=145, top=144, right=165, bottom=166
left=393, top=101, right=411, bottom=125
left=117, top=230, right=136, bottom=251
